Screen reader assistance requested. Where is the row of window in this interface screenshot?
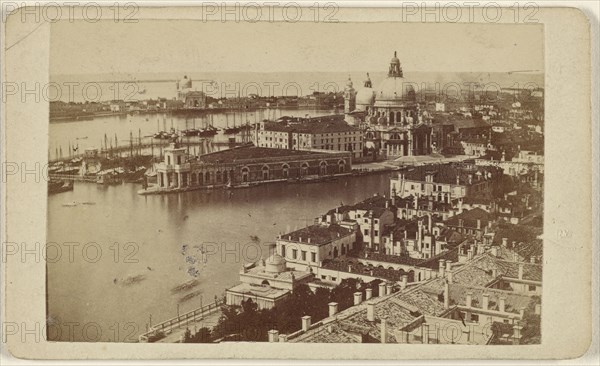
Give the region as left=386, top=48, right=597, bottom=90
left=281, top=246, right=317, bottom=263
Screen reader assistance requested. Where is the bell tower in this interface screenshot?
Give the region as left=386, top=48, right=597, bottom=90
left=344, top=75, right=356, bottom=113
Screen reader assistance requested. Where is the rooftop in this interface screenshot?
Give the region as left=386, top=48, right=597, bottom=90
left=280, top=224, right=354, bottom=246
left=199, top=145, right=330, bottom=163
left=262, top=116, right=359, bottom=134
left=395, top=163, right=501, bottom=186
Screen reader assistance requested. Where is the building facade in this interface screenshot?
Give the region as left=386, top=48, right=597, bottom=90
left=148, top=143, right=352, bottom=192
left=344, top=52, right=433, bottom=159
left=256, top=116, right=364, bottom=159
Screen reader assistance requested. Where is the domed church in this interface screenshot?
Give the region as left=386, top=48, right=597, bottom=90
left=344, top=52, right=433, bottom=159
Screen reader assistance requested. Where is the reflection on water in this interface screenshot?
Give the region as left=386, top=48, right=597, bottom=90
left=47, top=172, right=391, bottom=341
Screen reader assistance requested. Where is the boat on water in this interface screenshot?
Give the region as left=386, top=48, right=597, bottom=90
left=48, top=180, right=74, bottom=194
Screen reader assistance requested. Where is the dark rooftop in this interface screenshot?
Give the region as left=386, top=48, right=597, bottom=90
left=199, top=145, right=328, bottom=163
left=281, top=223, right=354, bottom=246
left=262, top=116, right=359, bottom=134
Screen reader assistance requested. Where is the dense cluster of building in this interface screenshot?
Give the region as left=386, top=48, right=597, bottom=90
left=225, top=156, right=543, bottom=344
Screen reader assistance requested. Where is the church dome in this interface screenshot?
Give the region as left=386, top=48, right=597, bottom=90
left=376, top=77, right=416, bottom=103
left=179, top=75, right=192, bottom=89
left=356, top=87, right=375, bottom=106
left=265, top=254, right=286, bottom=273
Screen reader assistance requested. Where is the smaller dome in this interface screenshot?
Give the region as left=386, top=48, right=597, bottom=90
left=179, top=75, right=192, bottom=89
left=265, top=254, right=286, bottom=273
left=356, top=87, right=375, bottom=106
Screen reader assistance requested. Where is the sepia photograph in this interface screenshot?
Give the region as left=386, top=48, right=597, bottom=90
left=45, top=18, right=545, bottom=345
left=1, top=2, right=595, bottom=362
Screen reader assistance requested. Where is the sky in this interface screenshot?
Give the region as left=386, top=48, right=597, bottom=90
left=50, top=20, right=544, bottom=76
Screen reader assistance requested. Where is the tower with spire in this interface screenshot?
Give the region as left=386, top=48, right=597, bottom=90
left=344, top=75, right=356, bottom=114
left=388, top=51, right=403, bottom=78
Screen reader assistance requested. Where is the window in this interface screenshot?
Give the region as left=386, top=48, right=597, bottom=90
left=471, top=314, right=479, bottom=323
left=301, top=251, right=307, bottom=261
left=311, top=252, right=316, bottom=262
left=374, top=230, right=379, bottom=236
left=281, top=245, right=286, bottom=257
left=364, top=218, right=368, bottom=223
left=528, top=285, right=537, bottom=291
left=321, top=275, right=326, bottom=280
left=364, top=229, right=369, bottom=235
left=292, top=249, right=297, bottom=259
left=374, top=219, right=379, bottom=224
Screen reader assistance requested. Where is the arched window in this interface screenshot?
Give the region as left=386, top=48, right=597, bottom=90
left=198, top=172, right=203, bottom=185
left=282, top=164, right=290, bottom=178
left=241, top=167, right=249, bottom=183
left=338, top=160, right=345, bottom=173
left=319, top=161, right=327, bottom=175
left=261, top=280, right=270, bottom=286
left=205, top=171, right=211, bottom=184
left=262, top=165, right=269, bottom=180
left=390, top=111, right=395, bottom=123
left=300, top=163, right=309, bottom=176
left=216, top=170, right=222, bottom=183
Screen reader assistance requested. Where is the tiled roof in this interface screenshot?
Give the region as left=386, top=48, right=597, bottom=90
left=444, top=208, right=493, bottom=229
left=397, top=163, right=500, bottom=186
left=448, top=283, right=539, bottom=314
left=262, top=116, right=359, bottom=134
left=199, top=145, right=328, bottom=163
left=282, top=224, right=354, bottom=246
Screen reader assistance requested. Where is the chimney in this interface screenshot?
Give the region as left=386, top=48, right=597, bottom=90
left=492, top=268, right=498, bottom=278
left=353, top=292, right=363, bottom=305
left=477, top=219, right=481, bottom=229
left=308, top=237, right=311, bottom=244
left=499, top=297, right=506, bottom=312
left=482, top=293, right=489, bottom=310
left=301, top=315, right=311, bottom=331
left=365, top=288, right=373, bottom=300
left=422, top=323, right=430, bottom=344
left=491, top=246, right=498, bottom=257
left=378, top=282, right=386, bottom=296
left=427, top=213, right=432, bottom=232
left=386, top=200, right=389, bottom=208
left=401, top=275, right=408, bottom=290
left=443, top=281, right=450, bottom=309
left=439, top=259, right=446, bottom=277
left=366, top=303, right=375, bottom=322
left=386, top=283, right=393, bottom=295
left=458, top=218, right=464, bottom=227
left=518, top=263, right=524, bottom=280
left=467, top=249, right=473, bottom=260
left=466, top=292, right=473, bottom=307
left=380, top=316, right=388, bottom=344
left=512, top=324, right=523, bottom=345
left=328, top=302, right=338, bottom=317
left=414, top=195, right=418, bottom=210
left=268, top=329, right=279, bottom=343
left=502, top=237, right=508, bottom=247
left=446, top=260, right=452, bottom=272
